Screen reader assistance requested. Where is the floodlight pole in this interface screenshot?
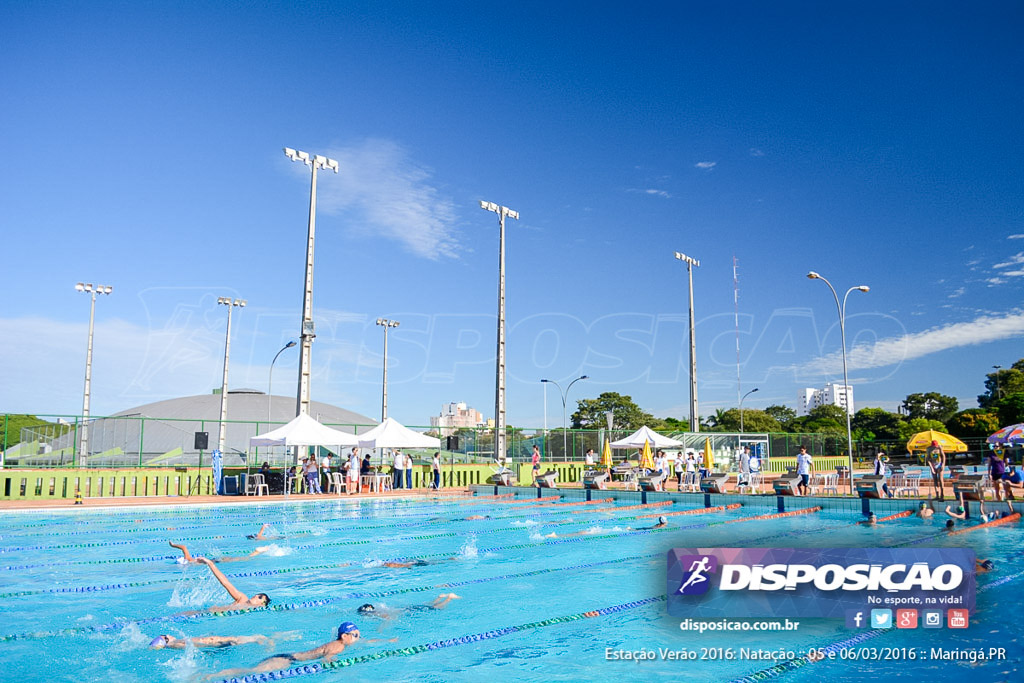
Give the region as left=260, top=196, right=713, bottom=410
left=284, top=147, right=339, bottom=418
left=480, top=200, right=518, bottom=463
left=674, top=252, right=701, bottom=433
left=217, top=297, right=247, bottom=455
left=376, top=318, right=400, bottom=421
left=76, top=283, right=112, bottom=464
left=807, top=271, right=869, bottom=495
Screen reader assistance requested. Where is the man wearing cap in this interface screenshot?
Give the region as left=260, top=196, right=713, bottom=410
left=210, top=622, right=363, bottom=679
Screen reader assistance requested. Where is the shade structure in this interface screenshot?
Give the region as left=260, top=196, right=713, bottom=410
left=609, top=426, right=684, bottom=449
left=987, top=424, right=1024, bottom=446
left=703, top=437, right=714, bottom=470
left=639, top=439, right=655, bottom=470
left=600, top=438, right=613, bottom=467
left=905, top=430, right=967, bottom=453
left=357, top=417, right=441, bottom=450
left=249, top=413, right=360, bottom=448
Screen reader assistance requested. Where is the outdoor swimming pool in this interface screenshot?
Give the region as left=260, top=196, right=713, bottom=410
left=0, top=492, right=1019, bottom=682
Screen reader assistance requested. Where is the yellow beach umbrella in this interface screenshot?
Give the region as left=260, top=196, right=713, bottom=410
left=703, top=437, right=714, bottom=470
left=601, top=438, right=613, bottom=467
left=639, top=439, right=655, bottom=470
left=905, top=430, right=968, bottom=454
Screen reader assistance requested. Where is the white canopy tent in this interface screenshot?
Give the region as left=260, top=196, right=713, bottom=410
left=609, top=425, right=684, bottom=450
left=249, top=413, right=360, bottom=449
left=357, top=417, right=441, bottom=450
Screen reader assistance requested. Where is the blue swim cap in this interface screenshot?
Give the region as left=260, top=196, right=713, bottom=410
left=337, top=622, right=358, bottom=638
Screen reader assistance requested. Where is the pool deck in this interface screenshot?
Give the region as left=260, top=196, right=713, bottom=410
left=0, top=489, right=474, bottom=511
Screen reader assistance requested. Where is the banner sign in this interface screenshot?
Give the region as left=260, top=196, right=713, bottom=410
left=667, top=548, right=975, bottom=619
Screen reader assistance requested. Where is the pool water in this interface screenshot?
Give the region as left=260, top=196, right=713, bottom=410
left=0, top=493, right=1020, bottom=682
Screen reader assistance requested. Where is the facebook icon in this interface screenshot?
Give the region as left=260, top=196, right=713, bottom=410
left=845, top=610, right=866, bottom=629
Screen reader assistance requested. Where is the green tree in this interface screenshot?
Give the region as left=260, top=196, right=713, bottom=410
left=946, top=409, right=1001, bottom=439
left=656, top=416, right=690, bottom=432
left=571, top=392, right=654, bottom=430
left=764, top=404, right=798, bottom=431
left=851, top=407, right=905, bottom=441
left=800, top=405, right=848, bottom=434
left=900, top=392, right=958, bottom=423
left=706, top=407, right=730, bottom=431
left=898, top=417, right=948, bottom=441
left=707, top=408, right=781, bottom=433
left=979, top=360, right=1024, bottom=408
left=992, top=394, right=1024, bottom=426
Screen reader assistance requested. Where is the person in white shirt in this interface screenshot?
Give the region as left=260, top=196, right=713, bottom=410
left=431, top=452, right=441, bottom=490
left=348, top=451, right=360, bottom=495
left=320, top=453, right=332, bottom=492
left=584, top=449, right=595, bottom=467
left=685, top=451, right=698, bottom=491
left=796, top=446, right=814, bottom=496
left=404, top=452, right=414, bottom=489
left=393, top=450, right=405, bottom=490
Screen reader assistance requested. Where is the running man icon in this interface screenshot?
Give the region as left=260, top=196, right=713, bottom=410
left=677, top=556, right=714, bottom=595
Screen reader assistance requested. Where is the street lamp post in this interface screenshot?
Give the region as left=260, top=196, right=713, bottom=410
left=542, top=380, right=548, bottom=456
left=216, top=297, right=247, bottom=455
left=284, top=147, right=339, bottom=418
left=480, top=200, right=519, bottom=463
left=268, top=340, right=297, bottom=427
left=993, top=365, right=1002, bottom=399
left=674, top=251, right=701, bottom=432
left=541, top=376, right=588, bottom=459
left=376, top=318, right=400, bottom=421
left=739, top=387, right=759, bottom=435
left=807, top=271, right=869, bottom=495
left=75, top=282, right=112, bottom=464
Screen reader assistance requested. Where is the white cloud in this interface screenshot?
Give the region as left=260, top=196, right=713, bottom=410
left=749, top=148, right=764, bottom=157
left=315, top=139, right=459, bottom=260
left=800, top=311, right=1024, bottom=376
left=695, top=161, right=717, bottom=170
left=1008, top=234, right=1024, bottom=240
left=947, top=287, right=965, bottom=299
left=993, top=252, right=1024, bottom=269
left=644, top=188, right=671, bottom=198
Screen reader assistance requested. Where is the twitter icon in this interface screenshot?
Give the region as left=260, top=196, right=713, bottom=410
left=871, top=609, right=892, bottom=629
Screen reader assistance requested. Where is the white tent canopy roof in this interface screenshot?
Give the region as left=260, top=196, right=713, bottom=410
left=609, top=425, right=684, bottom=449
left=357, top=417, right=441, bottom=450
left=249, top=413, right=360, bottom=448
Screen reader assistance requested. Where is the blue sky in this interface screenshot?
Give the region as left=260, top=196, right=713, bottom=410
left=2, top=1, right=1022, bottom=428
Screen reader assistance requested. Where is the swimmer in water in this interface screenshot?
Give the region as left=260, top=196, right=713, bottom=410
left=149, top=633, right=271, bottom=650
left=643, top=516, right=669, bottom=530
left=382, top=557, right=457, bottom=568
left=169, top=541, right=269, bottom=564
left=247, top=524, right=281, bottom=540
left=208, top=622, right=362, bottom=680
left=858, top=512, right=877, bottom=526
left=180, top=557, right=270, bottom=615
left=464, top=515, right=491, bottom=521
left=917, top=502, right=934, bottom=519
left=356, top=593, right=460, bottom=620
left=975, top=559, right=995, bottom=573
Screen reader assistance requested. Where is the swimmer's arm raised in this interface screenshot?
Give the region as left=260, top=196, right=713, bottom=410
left=197, top=557, right=247, bottom=602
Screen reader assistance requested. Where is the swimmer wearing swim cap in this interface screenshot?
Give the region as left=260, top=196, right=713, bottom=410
left=917, top=502, right=934, bottom=518
left=208, top=622, right=362, bottom=679
left=148, top=634, right=270, bottom=650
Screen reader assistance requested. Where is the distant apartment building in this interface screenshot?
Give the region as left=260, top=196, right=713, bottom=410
left=430, top=402, right=486, bottom=436
left=798, top=383, right=854, bottom=416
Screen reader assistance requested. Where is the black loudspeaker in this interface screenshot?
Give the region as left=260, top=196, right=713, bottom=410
left=446, top=435, right=459, bottom=450
left=194, top=432, right=209, bottom=450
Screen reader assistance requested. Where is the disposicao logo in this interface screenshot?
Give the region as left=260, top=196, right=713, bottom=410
left=666, top=548, right=975, bottom=620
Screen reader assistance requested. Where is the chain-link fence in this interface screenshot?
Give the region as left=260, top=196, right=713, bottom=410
left=0, top=413, right=1000, bottom=470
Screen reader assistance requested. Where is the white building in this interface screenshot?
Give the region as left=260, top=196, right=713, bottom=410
left=798, top=383, right=854, bottom=416
left=430, top=402, right=485, bottom=436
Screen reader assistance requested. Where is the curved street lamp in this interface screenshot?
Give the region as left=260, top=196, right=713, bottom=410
left=268, top=340, right=297, bottom=427
left=807, top=271, right=869, bottom=495
left=541, top=375, right=589, bottom=459
left=739, top=387, right=759, bottom=435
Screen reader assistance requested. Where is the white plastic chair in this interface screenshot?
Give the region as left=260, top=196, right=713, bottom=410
left=247, top=474, right=269, bottom=497
left=821, top=473, right=839, bottom=496
left=328, top=472, right=346, bottom=495
left=896, top=471, right=922, bottom=497
left=808, top=473, right=826, bottom=495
